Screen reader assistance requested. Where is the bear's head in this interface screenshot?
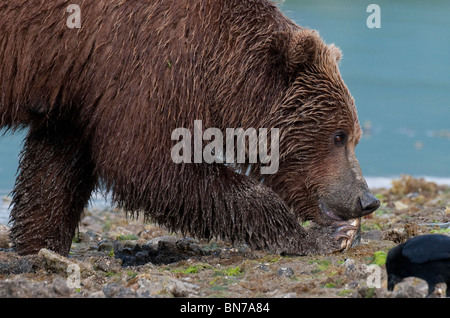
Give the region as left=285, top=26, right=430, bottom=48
left=264, top=29, right=380, bottom=225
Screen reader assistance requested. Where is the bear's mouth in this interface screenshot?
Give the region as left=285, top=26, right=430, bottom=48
left=319, top=202, right=344, bottom=222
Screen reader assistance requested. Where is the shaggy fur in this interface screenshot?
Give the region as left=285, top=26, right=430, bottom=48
left=0, top=0, right=377, bottom=256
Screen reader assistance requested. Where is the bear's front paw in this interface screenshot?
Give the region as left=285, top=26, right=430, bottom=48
left=331, top=218, right=361, bottom=251
left=297, top=218, right=361, bottom=255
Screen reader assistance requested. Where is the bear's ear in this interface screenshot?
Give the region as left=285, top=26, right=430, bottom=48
left=328, top=43, right=342, bottom=63
left=284, top=29, right=320, bottom=73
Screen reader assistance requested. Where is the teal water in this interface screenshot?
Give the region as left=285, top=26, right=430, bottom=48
left=1, top=1, right=450, bottom=223
left=281, top=0, right=450, bottom=178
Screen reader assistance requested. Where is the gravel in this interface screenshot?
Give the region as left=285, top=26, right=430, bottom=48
left=0, top=176, right=449, bottom=298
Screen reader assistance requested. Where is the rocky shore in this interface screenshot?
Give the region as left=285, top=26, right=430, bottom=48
left=0, top=175, right=449, bottom=298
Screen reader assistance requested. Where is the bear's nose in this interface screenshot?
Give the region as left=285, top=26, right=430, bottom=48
left=359, top=192, right=380, bottom=216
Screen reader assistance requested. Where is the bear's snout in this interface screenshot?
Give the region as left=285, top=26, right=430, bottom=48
left=318, top=185, right=380, bottom=223
left=358, top=192, right=380, bottom=216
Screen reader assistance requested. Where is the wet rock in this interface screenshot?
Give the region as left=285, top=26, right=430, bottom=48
left=52, top=277, right=71, bottom=297
left=391, top=277, right=428, bottom=298
left=103, top=283, right=136, bottom=298
left=38, top=248, right=94, bottom=276
left=97, top=239, right=114, bottom=252
left=38, top=248, right=74, bottom=274
left=257, top=263, right=270, bottom=271
left=147, top=235, right=179, bottom=247
left=114, top=237, right=210, bottom=266
left=0, top=278, right=42, bottom=298
left=0, top=278, right=69, bottom=298
left=342, top=259, right=370, bottom=281
left=0, top=251, right=37, bottom=275
left=346, top=280, right=360, bottom=290
left=88, top=291, right=106, bottom=298
left=343, top=259, right=356, bottom=274
left=113, top=243, right=152, bottom=267
left=277, top=267, right=295, bottom=278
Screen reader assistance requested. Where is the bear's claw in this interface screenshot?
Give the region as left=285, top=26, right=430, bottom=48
left=332, top=218, right=361, bottom=251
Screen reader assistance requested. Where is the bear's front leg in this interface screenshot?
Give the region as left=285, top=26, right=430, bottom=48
left=144, top=163, right=339, bottom=255
left=9, top=123, right=96, bottom=255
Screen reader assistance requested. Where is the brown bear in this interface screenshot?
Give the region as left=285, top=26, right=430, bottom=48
left=0, top=0, right=379, bottom=256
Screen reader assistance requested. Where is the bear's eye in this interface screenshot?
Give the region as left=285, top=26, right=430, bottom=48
left=334, top=132, right=347, bottom=147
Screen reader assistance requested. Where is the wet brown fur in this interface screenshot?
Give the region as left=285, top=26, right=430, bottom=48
left=1, top=0, right=361, bottom=255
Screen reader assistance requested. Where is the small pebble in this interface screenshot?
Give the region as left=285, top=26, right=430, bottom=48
left=97, top=240, right=114, bottom=252
left=278, top=267, right=295, bottom=278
